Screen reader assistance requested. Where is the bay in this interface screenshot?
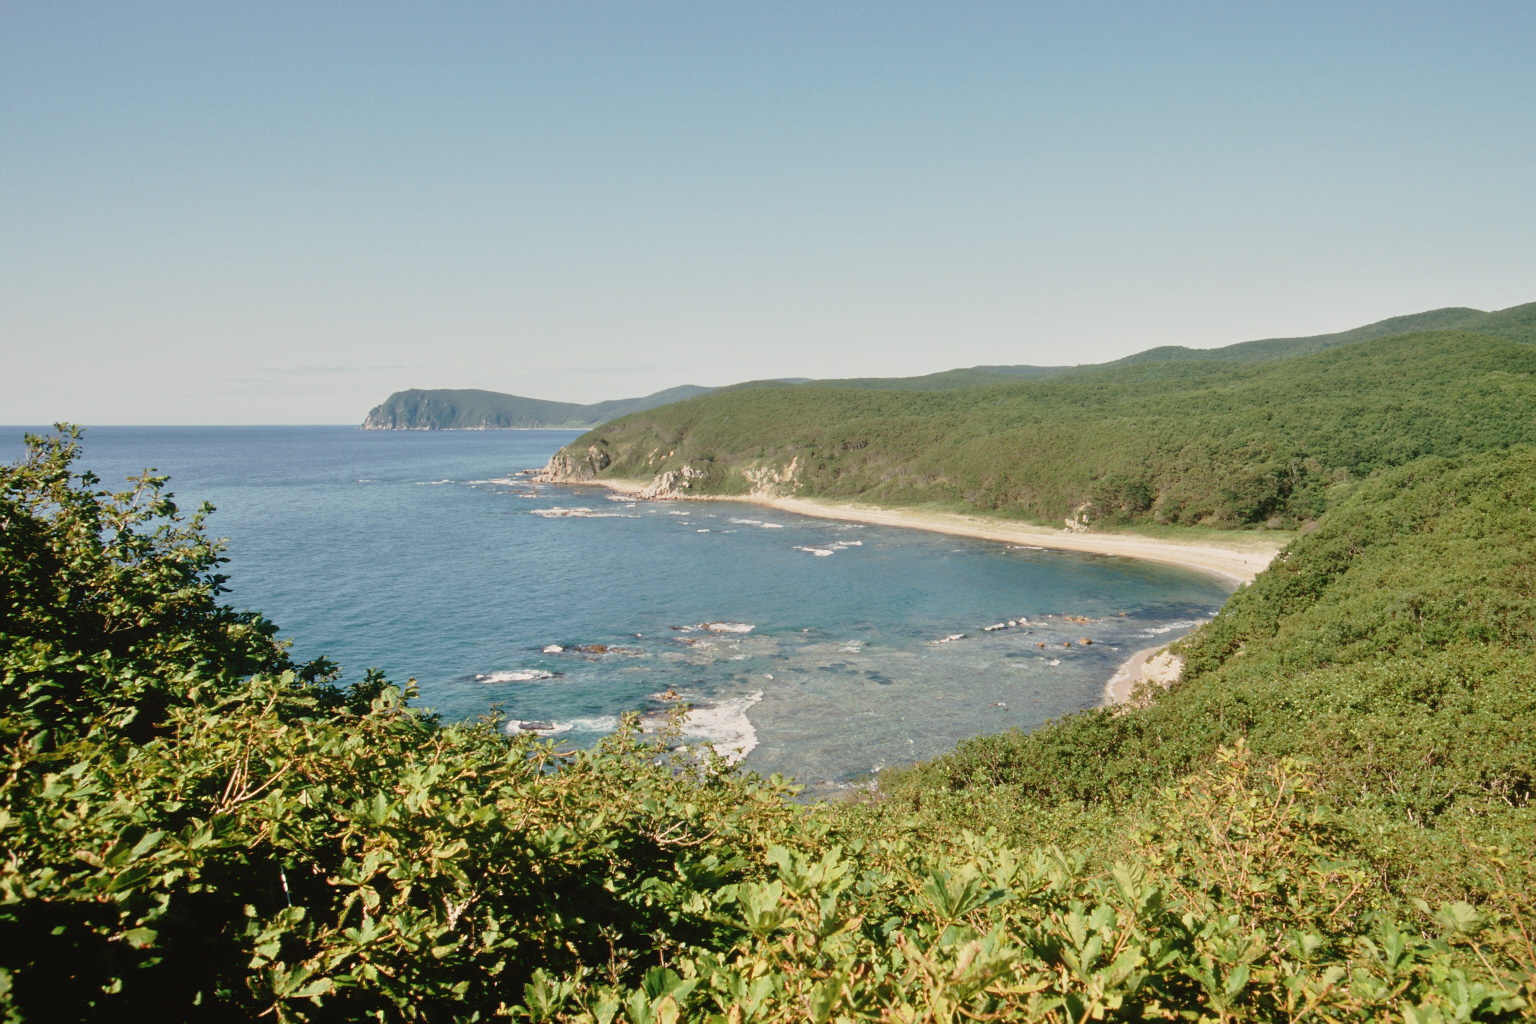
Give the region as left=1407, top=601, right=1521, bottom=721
left=3, top=425, right=1231, bottom=792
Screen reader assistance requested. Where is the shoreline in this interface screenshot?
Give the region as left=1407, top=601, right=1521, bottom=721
left=1101, top=643, right=1184, bottom=707
left=566, top=479, right=1285, bottom=586
left=558, top=478, right=1267, bottom=722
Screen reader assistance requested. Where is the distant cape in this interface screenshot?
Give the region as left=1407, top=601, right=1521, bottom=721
left=361, top=385, right=716, bottom=430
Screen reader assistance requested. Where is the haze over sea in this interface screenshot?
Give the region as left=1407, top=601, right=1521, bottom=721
left=5, top=426, right=1230, bottom=792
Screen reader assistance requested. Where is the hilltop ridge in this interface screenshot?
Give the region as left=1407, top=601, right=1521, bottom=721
left=361, top=301, right=1536, bottom=426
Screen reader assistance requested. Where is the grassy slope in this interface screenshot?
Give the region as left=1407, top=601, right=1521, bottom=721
left=564, top=328, right=1536, bottom=528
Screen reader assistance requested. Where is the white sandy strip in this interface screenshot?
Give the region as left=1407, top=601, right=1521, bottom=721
left=768, top=499, right=1283, bottom=585
left=1102, top=643, right=1191, bottom=707
left=581, top=479, right=1284, bottom=586
left=1106, top=645, right=1161, bottom=706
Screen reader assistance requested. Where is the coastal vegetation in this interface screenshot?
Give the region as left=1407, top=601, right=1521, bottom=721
left=5, top=417, right=1534, bottom=1017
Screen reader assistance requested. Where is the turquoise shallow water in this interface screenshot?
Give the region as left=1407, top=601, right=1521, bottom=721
left=4, top=426, right=1232, bottom=792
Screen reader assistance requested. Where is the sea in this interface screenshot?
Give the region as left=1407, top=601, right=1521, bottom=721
left=3, top=426, right=1232, bottom=795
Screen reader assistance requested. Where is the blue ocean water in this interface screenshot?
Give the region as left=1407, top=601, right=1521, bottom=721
left=4, top=426, right=1231, bottom=791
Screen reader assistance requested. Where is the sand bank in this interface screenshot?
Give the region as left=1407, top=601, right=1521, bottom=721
left=765, top=498, right=1283, bottom=586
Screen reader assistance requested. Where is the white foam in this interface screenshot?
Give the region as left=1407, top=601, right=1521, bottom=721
left=703, top=621, right=754, bottom=633
left=505, top=719, right=573, bottom=735
left=760, top=522, right=784, bottom=528
left=729, top=518, right=763, bottom=525
left=505, top=715, right=618, bottom=737
left=797, top=539, right=862, bottom=555
left=650, top=691, right=763, bottom=765
left=564, top=716, right=620, bottom=732
left=1135, top=618, right=1205, bottom=637
left=478, top=670, right=559, bottom=683
left=528, top=506, right=636, bottom=518
left=416, top=479, right=454, bottom=485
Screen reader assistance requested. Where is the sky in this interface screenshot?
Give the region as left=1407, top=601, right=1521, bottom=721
left=2, top=2, right=1534, bottom=424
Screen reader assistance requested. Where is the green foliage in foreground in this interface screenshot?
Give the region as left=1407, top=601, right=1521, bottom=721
left=559, top=329, right=1536, bottom=529
left=2, top=429, right=1532, bottom=1021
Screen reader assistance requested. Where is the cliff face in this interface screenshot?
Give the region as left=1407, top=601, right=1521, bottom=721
left=361, top=389, right=595, bottom=430
left=536, top=444, right=612, bottom=482
left=537, top=438, right=804, bottom=500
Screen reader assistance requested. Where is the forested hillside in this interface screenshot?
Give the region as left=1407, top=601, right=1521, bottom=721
left=764, top=301, right=1535, bottom=390
left=3, top=429, right=1531, bottom=1020
left=1100, top=300, right=1536, bottom=367
left=548, top=327, right=1536, bottom=529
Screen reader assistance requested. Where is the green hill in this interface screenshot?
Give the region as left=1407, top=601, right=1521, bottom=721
left=723, top=300, right=1536, bottom=392
left=546, top=324, right=1536, bottom=529
left=360, top=384, right=716, bottom=430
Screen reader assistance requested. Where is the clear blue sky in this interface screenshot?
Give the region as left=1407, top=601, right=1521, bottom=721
left=3, top=1, right=1533, bottom=424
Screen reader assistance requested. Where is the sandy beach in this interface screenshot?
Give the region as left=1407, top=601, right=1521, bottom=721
left=572, top=479, right=1286, bottom=586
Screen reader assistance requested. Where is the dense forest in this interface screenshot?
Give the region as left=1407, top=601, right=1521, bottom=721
left=547, top=316, right=1536, bottom=531
left=4, top=399, right=1534, bottom=1016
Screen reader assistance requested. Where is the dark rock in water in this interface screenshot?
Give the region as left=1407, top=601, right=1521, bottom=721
left=574, top=644, right=643, bottom=656
left=518, top=721, right=556, bottom=731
